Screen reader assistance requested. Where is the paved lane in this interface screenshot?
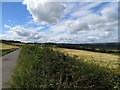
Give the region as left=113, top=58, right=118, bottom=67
left=2, top=49, right=21, bottom=88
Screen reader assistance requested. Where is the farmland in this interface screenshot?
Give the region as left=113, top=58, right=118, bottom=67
left=0, top=43, right=19, bottom=56
left=0, top=40, right=25, bottom=56
left=39, top=42, right=119, bottom=53
left=10, top=45, right=120, bottom=89
left=54, top=47, right=119, bottom=71
left=0, top=43, right=18, bottom=50
left=2, top=1, right=120, bottom=89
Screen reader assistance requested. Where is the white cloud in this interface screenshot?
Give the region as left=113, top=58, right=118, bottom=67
left=1, top=2, right=118, bottom=44
left=66, top=20, right=89, bottom=33
left=23, top=0, right=65, bottom=24
left=1, top=26, right=45, bottom=42
left=101, top=7, right=118, bottom=22
left=4, top=24, right=11, bottom=29
left=65, top=5, right=118, bottom=33
left=45, top=3, right=118, bottom=43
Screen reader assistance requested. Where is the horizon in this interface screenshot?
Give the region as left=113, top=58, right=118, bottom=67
left=1, top=39, right=119, bottom=44
left=1, top=1, right=119, bottom=44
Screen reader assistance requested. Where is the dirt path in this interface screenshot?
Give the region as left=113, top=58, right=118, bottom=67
left=2, top=49, right=21, bottom=88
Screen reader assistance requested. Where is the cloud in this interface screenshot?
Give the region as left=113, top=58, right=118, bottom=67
left=101, top=7, right=118, bottom=21
left=66, top=20, right=89, bottom=33
left=1, top=26, right=45, bottom=42
left=44, top=2, right=118, bottom=43
left=4, top=24, right=11, bottom=29
left=65, top=5, right=118, bottom=33
left=1, top=2, right=118, bottom=44
left=23, top=0, right=65, bottom=24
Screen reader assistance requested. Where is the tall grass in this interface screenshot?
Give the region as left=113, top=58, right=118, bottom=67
left=11, top=45, right=120, bottom=89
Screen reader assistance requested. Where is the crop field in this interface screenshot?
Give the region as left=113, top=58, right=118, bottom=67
left=55, top=43, right=119, bottom=53
left=11, top=45, right=120, bottom=89
left=54, top=48, right=119, bottom=71
left=0, top=43, right=19, bottom=50
left=0, top=43, right=19, bottom=56
left=10, top=43, right=25, bottom=46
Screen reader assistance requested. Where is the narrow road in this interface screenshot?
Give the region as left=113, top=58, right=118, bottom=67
left=2, top=49, right=21, bottom=88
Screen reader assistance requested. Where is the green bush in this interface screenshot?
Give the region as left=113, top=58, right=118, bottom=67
left=10, top=45, right=120, bottom=89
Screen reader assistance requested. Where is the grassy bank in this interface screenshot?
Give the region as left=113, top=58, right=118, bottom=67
left=11, top=45, right=120, bottom=89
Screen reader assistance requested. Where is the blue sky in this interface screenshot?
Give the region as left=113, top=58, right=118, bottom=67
left=1, top=1, right=118, bottom=43
left=2, top=2, right=30, bottom=33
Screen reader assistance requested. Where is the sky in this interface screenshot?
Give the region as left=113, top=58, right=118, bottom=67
left=0, top=0, right=119, bottom=43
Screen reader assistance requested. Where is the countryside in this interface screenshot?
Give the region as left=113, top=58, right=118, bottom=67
left=1, top=1, right=120, bottom=89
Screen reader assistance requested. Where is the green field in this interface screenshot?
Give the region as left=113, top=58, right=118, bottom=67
left=10, top=45, right=120, bottom=89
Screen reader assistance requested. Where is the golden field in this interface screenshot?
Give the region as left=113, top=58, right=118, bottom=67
left=0, top=43, right=19, bottom=50
left=55, top=48, right=119, bottom=71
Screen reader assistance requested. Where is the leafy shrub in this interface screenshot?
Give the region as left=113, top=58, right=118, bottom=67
left=10, top=45, right=120, bottom=89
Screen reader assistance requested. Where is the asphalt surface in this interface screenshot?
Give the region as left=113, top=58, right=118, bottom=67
left=2, top=49, right=21, bottom=88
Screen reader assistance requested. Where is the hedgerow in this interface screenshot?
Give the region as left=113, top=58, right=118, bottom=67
left=10, top=45, right=120, bottom=89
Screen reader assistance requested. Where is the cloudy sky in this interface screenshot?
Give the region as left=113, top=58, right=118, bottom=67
left=1, top=0, right=119, bottom=43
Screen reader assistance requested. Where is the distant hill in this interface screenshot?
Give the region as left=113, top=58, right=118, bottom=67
left=0, top=40, right=22, bottom=43
left=34, top=42, right=120, bottom=53
left=34, top=42, right=119, bottom=49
